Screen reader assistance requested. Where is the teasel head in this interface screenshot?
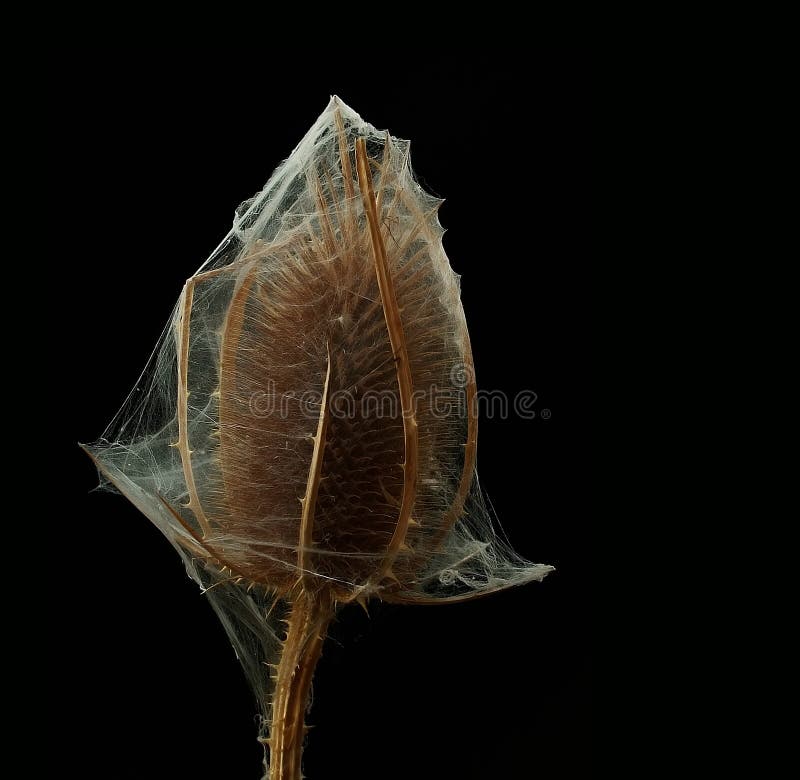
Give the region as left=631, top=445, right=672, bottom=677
left=84, top=97, right=553, bottom=780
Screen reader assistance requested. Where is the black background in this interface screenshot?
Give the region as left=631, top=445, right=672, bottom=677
left=56, top=52, right=590, bottom=779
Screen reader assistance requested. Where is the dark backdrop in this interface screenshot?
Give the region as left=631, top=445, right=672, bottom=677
left=55, top=51, right=590, bottom=779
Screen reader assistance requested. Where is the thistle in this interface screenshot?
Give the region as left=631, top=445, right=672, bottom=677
left=84, top=97, right=553, bottom=780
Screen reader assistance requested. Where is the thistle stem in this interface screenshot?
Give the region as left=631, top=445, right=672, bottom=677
left=267, top=592, right=333, bottom=780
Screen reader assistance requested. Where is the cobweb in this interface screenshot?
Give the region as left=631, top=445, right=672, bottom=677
left=83, top=96, right=553, bottom=748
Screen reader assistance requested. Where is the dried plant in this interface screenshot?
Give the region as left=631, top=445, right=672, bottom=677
left=84, top=97, right=553, bottom=780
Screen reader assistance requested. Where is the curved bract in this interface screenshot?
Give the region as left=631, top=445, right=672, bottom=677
left=84, top=97, right=553, bottom=780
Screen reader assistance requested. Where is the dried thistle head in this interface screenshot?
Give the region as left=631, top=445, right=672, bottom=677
left=84, top=96, right=552, bottom=779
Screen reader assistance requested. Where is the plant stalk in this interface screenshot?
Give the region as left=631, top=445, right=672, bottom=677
left=267, top=592, right=333, bottom=780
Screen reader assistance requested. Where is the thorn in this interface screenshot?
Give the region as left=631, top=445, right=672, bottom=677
left=355, top=592, right=370, bottom=615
